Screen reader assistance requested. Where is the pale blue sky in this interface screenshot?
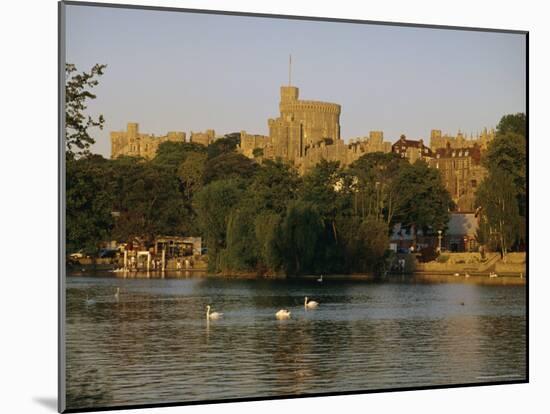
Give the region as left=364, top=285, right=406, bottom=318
left=65, top=4, right=526, bottom=157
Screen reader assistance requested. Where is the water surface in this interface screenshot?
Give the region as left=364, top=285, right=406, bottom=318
left=65, top=274, right=526, bottom=409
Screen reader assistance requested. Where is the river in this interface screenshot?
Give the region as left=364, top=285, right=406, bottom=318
left=65, top=273, right=526, bottom=410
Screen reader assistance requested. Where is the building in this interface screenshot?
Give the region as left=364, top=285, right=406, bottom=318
left=430, top=128, right=495, bottom=152
left=430, top=143, right=487, bottom=212
left=111, top=122, right=186, bottom=159
left=238, top=85, right=392, bottom=173
left=190, top=129, right=217, bottom=146
left=445, top=212, right=479, bottom=252
left=391, top=134, right=433, bottom=163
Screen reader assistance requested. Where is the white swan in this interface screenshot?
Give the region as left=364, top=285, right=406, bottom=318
left=84, top=294, right=96, bottom=306
left=317, top=275, right=323, bottom=283
left=206, top=305, right=223, bottom=320
left=305, top=297, right=319, bottom=309
left=465, top=273, right=470, bottom=278
left=454, top=273, right=460, bottom=277
left=275, top=309, right=291, bottom=319
left=489, top=272, right=498, bottom=278
left=114, top=287, right=120, bottom=300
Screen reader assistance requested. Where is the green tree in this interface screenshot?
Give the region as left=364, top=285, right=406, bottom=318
left=66, top=155, right=113, bottom=255
left=178, top=152, right=207, bottom=201
left=110, top=157, right=187, bottom=243
left=193, top=179, right=244, bottom=272
left=248, top=159, right=300, bottom=214
left=390, top=160, right=452, bottom=236
left=65, top=63, right=107, bottom=158
left=203, top=152, right=259, bottom=184
left=153, top=141, right=206, bottom=171
left=482, top=130, right=526, bottom=216
left=337, top=216, right=389, bottom=273
left=348, top=152, right=406, bottom=223
left=496, top=113, right=526, bottom=137
left=207, top=132, right=241, bottom=159
left=475, top=169, right=520, bottom=257
left=279, top=201, right=324, bottom=275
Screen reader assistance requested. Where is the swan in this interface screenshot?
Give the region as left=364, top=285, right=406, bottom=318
left=489, top=272, right=498, bottom=278
left=317, top=275, right=323, bottom=283
left=84, top=294, right=96, bottom=306
left=453, top=273, right=460, bottom=277
left=465, top=273, right=470, bottom=278
left=305, top=297, right=319, bottom=309
left=206, top=305, right=223, bottom=320
left=114, top=287, right=120, bottom=300
left=276, top=309, right=291, bottom=319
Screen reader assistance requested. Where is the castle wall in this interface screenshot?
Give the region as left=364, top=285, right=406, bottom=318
left=110, top=123, right=186, bottom=159
left=190, top=129, right=216, bottom=146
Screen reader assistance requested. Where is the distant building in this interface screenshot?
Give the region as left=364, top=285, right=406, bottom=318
left=238, top=84, right=392, bottom=173
left=391, top=134, right=433, bottom=163
left=445, top=212, right=479, bottom=252
left=190, top=129, right=217, bottom=146
left=430, top=128, right=495, bottom=152
left=430, top=143, right=487, bottom=212
left=111, top=122, right=185, bottom=159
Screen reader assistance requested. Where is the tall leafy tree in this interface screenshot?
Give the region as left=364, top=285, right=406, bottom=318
left=390, top=160, right=453, bottom=235
left=475, top=169, right=520, bottom=257
left=203, top=152, right=259, bottom=184
left=279, top=200, right=324, bottom=275
left=496, top=113, right=526, bottom=137
left=193, top=179, right=244, bottom=272
left=65, top=63, right=106, bottom=158
left=66, top=155, right=113, bottom=255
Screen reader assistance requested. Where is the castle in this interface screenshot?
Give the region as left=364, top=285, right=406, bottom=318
left=110, top=122, right=186, bottom=159
left=109, top=83, right=495, bottom=212
left=238, top=85, right=392, bottom=173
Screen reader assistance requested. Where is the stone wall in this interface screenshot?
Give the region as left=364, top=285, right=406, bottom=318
left=111, top=123, right=186, bottom=159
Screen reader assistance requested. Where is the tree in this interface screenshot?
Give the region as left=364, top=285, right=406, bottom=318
left=348, top=152, right=406, bottom=223
left=193, top=179, right=245, bottom=272
left=248, top=159, right=300, bottom=214
left=496, top=113, right=526, bottom=137
left=207, top=132, right=241, bottom=159
left=390, top=160, right=453, bottom=236
left=279, top=201, right=324, bottom=275
left=65, top=63, right=107, bottom=158
left=475, top=169, right=521, bottom=257
left=337, top=216, right=389, bottom=273
left=482, top=130, right=526, bottom=216
left=178, top=152, right=207, bottom=201
left=203, top=152, right=259, bottom=184
left=66, top=155, right=113, bottom=255
left=153, top=141, right=206, bottom=171
left=110, top=157, right=187, bottom=243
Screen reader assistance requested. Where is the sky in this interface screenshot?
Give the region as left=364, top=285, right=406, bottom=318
left=65, top=4, right=526, bottom=158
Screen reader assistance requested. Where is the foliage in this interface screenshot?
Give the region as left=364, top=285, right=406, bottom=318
left=203, top=152, right=259, bottom=184
left=390, top=160, right=452, bottom=234
left=178, top=152, right=207, bottom=201
left=475, top=169, right=521, bottom=256
left=193, top=179, right=244, bottom=271
left=153, top=141, right=206, bottom=171
left=496, top=113, right=526, bottom=137
left=109, top=157, right=187, bottom=243
left=65, top=63, right=106, bottom=158
left=348, top=152, right=406, bottom=223
left=279, top=201, right=324, bottom=275
left=207, top=132, right=240, bottom=159
left=248, top=159, right=300, bottom=214
left=66, top=155, right=113, bottom=255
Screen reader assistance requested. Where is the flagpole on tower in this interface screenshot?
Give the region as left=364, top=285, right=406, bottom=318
left=289, top=54, right=292, bottom=86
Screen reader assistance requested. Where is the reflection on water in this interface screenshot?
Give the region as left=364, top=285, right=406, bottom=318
left=65, top=275, right=526, bottom=410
